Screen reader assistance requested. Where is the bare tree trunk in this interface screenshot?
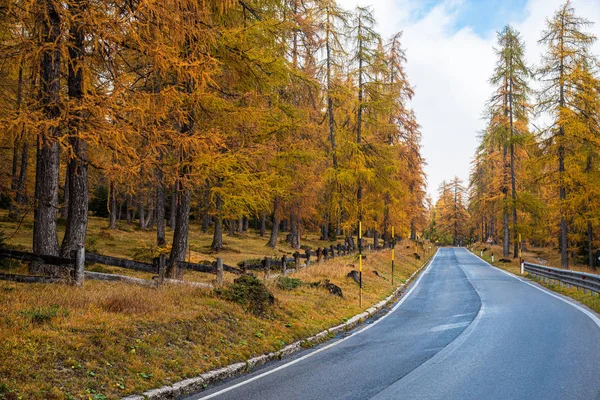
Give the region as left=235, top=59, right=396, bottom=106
left=167, top=180, right=191, bottom=279
left=12, top=141, right=29, bottom=219
left=32, top=0, right=61, bottom=270
left=126, top=193, right=132, bottom=225
left=138, top=193, right=145, bottom=229
left=267, top=198, right=280, bottom=248
left=9, top=62, right=24, bottom=220
left=589, top=221, right=594, bottom=269
left=60, top=167, right=69, bottom=220
left=156, top=159, right=166, bottom=245
left=168, top=186, right=177, bottom=228
left=290, top=207, right=300, bottom=249
left=60, top=1, right=89, bottom=259
left=373, top=230, right=379, bottom=248
left=109, top=181, right=117, bottom=229
left=259, top=212, right=266, bottom=237
left=237, top=217, right=243, bottom=233
left=211, top=195, right=223, bottom=252
left=242, top=216, right=249, bottom=231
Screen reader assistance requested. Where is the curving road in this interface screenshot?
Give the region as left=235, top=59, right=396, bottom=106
left=187, top=248, right=600, bottom=400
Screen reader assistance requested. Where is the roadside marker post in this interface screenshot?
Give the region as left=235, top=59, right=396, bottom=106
left=359, top=221, right=363, bottom=308
left=519, top=233, right=524, bottom=275
left=391, top=227, right=395, bottom=286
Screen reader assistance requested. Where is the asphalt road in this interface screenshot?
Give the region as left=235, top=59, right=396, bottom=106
left=187, top=248, right=600, bottom=400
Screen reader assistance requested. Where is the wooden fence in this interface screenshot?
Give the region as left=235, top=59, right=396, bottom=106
left=0, top=240, right=372, bottom=288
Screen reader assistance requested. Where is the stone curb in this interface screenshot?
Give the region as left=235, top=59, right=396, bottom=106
left=122, top=253, right=435, bottom=400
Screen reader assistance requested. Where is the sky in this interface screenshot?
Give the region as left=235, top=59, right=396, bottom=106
left=337, top=0, right=600, bottom=201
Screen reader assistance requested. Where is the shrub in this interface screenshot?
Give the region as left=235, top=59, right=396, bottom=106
left=19, top=304, right=68, bottom=324
left=277, top=276, right=303, bottom=291
left=86, top=236, right=100, bottom=254
left=217, top=275, right=274, bottom=316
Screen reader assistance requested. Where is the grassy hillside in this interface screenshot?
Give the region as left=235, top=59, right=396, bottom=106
left=0, top=213, right=432, bottom=399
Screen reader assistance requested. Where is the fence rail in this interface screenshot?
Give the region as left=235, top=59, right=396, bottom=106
left=523, top=262, right=600, bottom=295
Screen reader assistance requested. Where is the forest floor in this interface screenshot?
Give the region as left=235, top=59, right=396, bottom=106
left=470, top=243, right=600, bottom=316
left=0, top=212, right=432, bottom=399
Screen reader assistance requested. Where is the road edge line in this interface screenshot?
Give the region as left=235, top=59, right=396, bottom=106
left=122, top=250, right=439, bottom=400
left=466, top=249, right=600, bottom=329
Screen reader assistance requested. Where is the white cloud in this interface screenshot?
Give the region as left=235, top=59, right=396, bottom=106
left=338, top=0, right=600, bottom=200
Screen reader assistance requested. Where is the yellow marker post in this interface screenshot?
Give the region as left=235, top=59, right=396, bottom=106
left=391, top=226, right=395, bottom=286
left=359, top=221, right=363, bottom=308
left=519, top=233, right=523, bottom=275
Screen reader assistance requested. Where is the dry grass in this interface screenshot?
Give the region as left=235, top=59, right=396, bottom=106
left=0, top=215, right=434, bottom=399
left=0, top=213, right=339, bottom=285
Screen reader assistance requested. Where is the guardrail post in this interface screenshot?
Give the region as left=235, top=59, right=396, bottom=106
left=73, top=245, right=85, bottom=287
left=216, top=258, right=224, bottom=285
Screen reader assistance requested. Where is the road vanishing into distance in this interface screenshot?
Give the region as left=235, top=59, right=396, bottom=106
left=187, top=248, right=600, bottom=400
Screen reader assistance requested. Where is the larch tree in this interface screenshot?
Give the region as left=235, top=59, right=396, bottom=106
left=537, top=0, right=596, bottom=268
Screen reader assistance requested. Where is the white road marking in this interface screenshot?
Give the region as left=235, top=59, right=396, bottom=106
left=465, top=249, right=600, bottom=329
left=196, top=250, right=441, bottom=399
left=429, top=321, right=471, bottom=332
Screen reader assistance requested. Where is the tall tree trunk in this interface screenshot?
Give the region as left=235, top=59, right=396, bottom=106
left=242, top=216, right=249, bottom=231
left=169, top=186, right=177, bottom=228
left=32, top=0, right=61, bottom=267
left=109, top=181, right=117, bottom=229
left=138, top=193, right=145, bottom=229
left=60, top=0, right=89, bottom=259
left=267, top=198, right=280, bottom=248
left=9, top=62, right=24, bottom=220
left=259, top=212, right=266, bottom=237
left=211, top=195, right=223, bottom=252
left=167, top=179, right=191, bottom=279
left=237, top=216, right=243, bottom=233
left=588, top=221, right=594, bottom=269
left=290, top=206, right=300, bottom=249
left=60, top=167, right=69, bottom=220
left=126, top=193, right=132, bottom=225
left=156, top=158, right=166, bottom=246
left=12, top=141, right=29, bottom=218
left=373, top=230, right=379, bottom=248
left=228, top=219, right=236, bottom=236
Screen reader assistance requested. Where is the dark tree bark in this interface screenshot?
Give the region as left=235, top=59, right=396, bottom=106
left=242, top=216, right=249, bottom=231
left=156, top=159, right=166, bottom=246
left=167, top=179, right=191, bottom=279
left=168, top=185, right=177, bottom=228
left=373, top=230, right=379, bottom=248
left=588, top=221, right=594, bottom=269
left=9, top=62, right=25, bottom=220
left=60, top=166, right=69, bottom=220
left=126, top=193, right=132, bottom=224
left=211, top=195, right=224, bottom=252
left=60, top=0, right=89, bottom=259
left=259, top=212, right=266, bottom=237
left=109, top=181, right=117, bottom=229
left=32, top=0, right=61, bottom=268
left=138, top=192, right=146, bottom=229
left=237, top=217, right=243, bottom=233
left=267, top=198, right=280, bottom=248
left=228, top=219, right=235, bottom=236
left=290, top=207, right=300, bottom=249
